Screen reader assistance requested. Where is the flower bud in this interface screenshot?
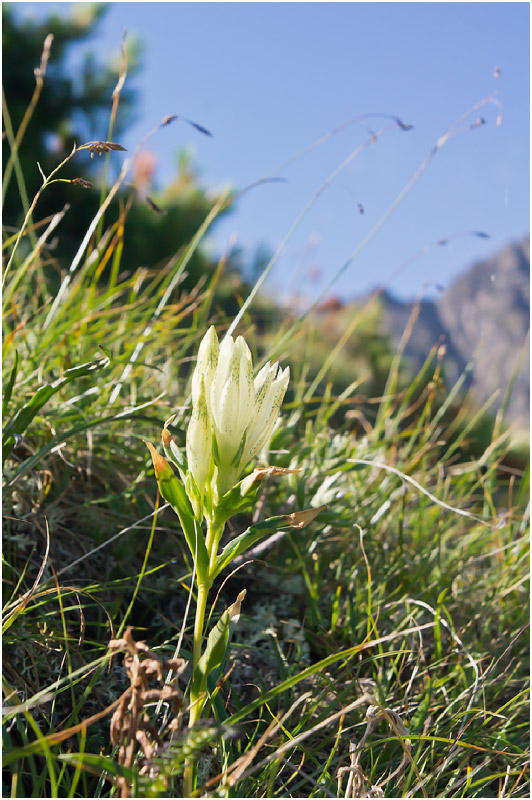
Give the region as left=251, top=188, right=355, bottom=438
left=191, top=325, right=218, bottom=412
left=186, top=376, right=212, bottom=500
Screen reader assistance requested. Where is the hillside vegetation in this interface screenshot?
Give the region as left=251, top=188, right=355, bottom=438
left=2, top=10, right=529, bottom=799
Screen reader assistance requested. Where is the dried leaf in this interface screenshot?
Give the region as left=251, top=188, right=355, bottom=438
left=164, top=658, right=187, bottom=674
left=285, top=504, right=327, bottom=529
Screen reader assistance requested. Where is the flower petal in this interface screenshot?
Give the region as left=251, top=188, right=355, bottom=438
left=186, top=377, right=212, bottom=496
left=240, top=365, right=289, bottom=468
left=191, top=326, right=218, bottom=410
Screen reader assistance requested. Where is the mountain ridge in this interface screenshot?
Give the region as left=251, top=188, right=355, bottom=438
left=313, top=238, right=530, bottom=428
left=374, top=237, right=530, bottom=428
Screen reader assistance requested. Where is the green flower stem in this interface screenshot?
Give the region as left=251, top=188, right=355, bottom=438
left=192, top=581, right=209, bottom=671
left=188, top=519, right=224, bottom=714
left=204, top=518, right=216, bottom=561
left=184, top=579, right=209, bottom=797
left=183, top=754, right=197, bottom=797
left=183, top=518, right=223, bottom=796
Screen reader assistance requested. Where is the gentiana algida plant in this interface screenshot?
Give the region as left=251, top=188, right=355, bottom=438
left=146, top=326, right=323, bottom=795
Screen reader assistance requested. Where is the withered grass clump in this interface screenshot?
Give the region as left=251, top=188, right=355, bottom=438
left=108, top=628, right=186, bottom=798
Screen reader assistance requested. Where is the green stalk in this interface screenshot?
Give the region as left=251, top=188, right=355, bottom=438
left=184, top=580, right=209, bottom=797
left=183, top=518, right=224, bottom=795
left=192, top=581, right=210, bottom=674
left=191, top=521, right=219, bottom=701
left=183, top=761, right=196, bottom=798
left=206, top=518, right=225, bottom=574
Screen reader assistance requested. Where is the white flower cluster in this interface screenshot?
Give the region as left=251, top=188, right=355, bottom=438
left=187, top=326, right=290, bottom=499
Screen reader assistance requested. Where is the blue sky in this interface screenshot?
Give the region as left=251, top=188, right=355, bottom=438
left=12, top=1, right=530, bottom=303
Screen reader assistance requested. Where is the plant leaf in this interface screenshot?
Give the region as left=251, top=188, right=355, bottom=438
left=2, top=350, right=19, bottom=418
left=2, top=355, right=110, bottom=461
left=211, top=505, right=326, bottom=579
left=214, top=466, right=301, bottom=525
left=191, top=590, right=246, bottom=699
left=145, top=442, right=209, bottom=578
left=58, top=752, right=136, bottom=780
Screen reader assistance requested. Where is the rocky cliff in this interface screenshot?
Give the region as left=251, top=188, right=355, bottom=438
left=378, top=237, right=530, bottom=428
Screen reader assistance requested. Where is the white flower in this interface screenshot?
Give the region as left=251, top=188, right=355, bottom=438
left=238, top=362, right=290, bottom=470
left=186, top=375, right=212, bottom=498
left=210, top=335, right=254, bottom=469
left=188, top=327, right=290, bottom=497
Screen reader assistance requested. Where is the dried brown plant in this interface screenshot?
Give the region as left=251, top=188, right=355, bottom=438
left=108, top=627, right=186, bottom=798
